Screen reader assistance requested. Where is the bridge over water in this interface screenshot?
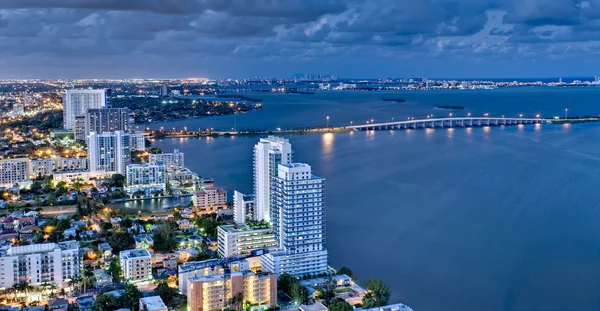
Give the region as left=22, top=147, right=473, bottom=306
left=347, top=117, right=550, bottom=131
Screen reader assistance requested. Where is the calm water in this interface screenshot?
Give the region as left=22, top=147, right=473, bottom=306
left=133, top=88, right=600, bottom=311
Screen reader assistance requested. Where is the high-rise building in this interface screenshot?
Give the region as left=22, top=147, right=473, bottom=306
left=233, top=191, right=255, bottom=224
left=129, top=133, right=147, bottom=151
left=74, top=115, right=87, bottom=142
left=187, top=271, right=276, bottom=311
left=88, top=131, right=130, bottom=175
left=253, top=136, right=292, bottom=222
left=0, top=158, right=30, bottom=187
left=0, top=241, right=81, bottom=289
left=149, top=149, right=184, bottom=172
left=217, top=224, right=276, bottom=258
left=85, top=108, right=132, bottom=138
left=119, top=249, right=152, bottom=282
left=63, top=89, right=107, bottom=130
left=125, top=163, right=166, bottom=195
left=261, top=163, right=328, bottom=277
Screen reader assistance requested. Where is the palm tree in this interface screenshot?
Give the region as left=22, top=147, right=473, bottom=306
left=82, top=265, right=95, bottom=293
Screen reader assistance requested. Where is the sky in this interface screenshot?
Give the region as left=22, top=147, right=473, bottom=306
left=1, top=0, right=600, bottom=79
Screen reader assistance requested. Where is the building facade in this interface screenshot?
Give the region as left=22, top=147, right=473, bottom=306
left=233, top=191, right=255, bottom=224
left=187, top=271, right=277, bottom=311
left=193, top=187, right=227, bottom=213
left=177, top=259, right=250, bottom=293
left=217, top=225, right=276, bottom=258
left=56, top=156, right=88, bottom=171
left=253, top=136, right=292, bottom=222
left=88, top=131, right=130, bottom=174
left=74, top=115, right=87, bottom=142
left=119, top=249, right=152, bottom=282
left=63, top=89, right=107, bottom=130
left=261, top=163, right=328, bottom=277
left=148, top=150, right=184, bottom=172
left=125, top=163, right=166, bottom=195
left=0, top=158, right=30, bottom=187
left=30, top=158, right=55, bottom=177
left=0, top=241, right=81, bottom=290
left=129, top=133, right=146, bottom=151
left=85, top=108, right=132, bottom=138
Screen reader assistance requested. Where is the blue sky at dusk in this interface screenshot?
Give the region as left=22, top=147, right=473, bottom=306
left=0, top=0, right=599, bottom=79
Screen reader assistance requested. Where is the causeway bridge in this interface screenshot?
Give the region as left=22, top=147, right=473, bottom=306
left=347, top=117, right=550, bottom=131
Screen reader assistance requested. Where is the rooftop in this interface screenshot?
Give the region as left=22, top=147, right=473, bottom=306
left=139, top=296, right=167, bottom=311
left=218, top=224, right=273, bottom=234
left=299, top=302, right=328, bottom=311
left=120, top=248, right=151, bottom=259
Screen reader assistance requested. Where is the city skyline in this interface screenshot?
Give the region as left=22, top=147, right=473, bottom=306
left=0, top=0, right=599, bottom=79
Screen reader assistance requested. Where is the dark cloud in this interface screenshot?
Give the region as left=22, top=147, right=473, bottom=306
left=0, top=0, right=599, bottom=78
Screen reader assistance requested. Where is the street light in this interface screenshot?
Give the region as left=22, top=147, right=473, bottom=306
left=519, top=114, right=523, bottom=118
left=467, top=113, right=471, bottom=117
left=326, top=116, right=330, bottom=128
left=484, top=113, right=489, bottom=117
left=565, top=108, right=568, bottom=119
left=536, top=114, right=540, bottom=118
left=449, top=113, right=453, bottom=117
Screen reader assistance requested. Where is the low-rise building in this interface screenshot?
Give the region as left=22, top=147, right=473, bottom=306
left=119, top=249, right=152, bottom=282
left=0, top=158, right=30, bottom=187
left=139, top=296, right=168, bottom=311
left=149, top=149, right=184, bottom=172
left=56, top=156, right=88, bottom=171
left=217, top=225, right=276, bottom=258
left=187, top=270, right=277, bottom=311
left=29, top=158, right=55, bottom=177
left=177, top=258, right=250, bottom=293
left=134, top=234, right=154, bottom=249
left=193, top=186, right=227, bottom=213
left=125, top=163, right=166, bottom=195
left=167, top=168, right=199, bottom=185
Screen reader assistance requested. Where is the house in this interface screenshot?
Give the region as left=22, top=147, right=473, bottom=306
left=134, top=234, right=154, bottom=249
left=64, top=227, right=78, bottom=239
left=110, top=218, right=122, bottom=228
left=99, top=242, right=113, bottom=258
left=176, top=219, right=190, bottom=230
left=139, top=296, right=168, bottom=311
left=77, top=296, right=95, bottom=311
left=48, top=298, right=69, bottom=311
left=178, top=248, right=199, bottom=261
left=128, top=224, right=146, bottom=234
left=93, top=269, right=113, bottom=288
left=164, top=259, right=177, bottom=269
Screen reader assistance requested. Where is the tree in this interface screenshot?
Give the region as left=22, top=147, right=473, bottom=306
left=362, top=279, right=391, bottom=308
left=82, top=264, right=95, bottom=293
left=152, top=223, right=177, bottom=252
left=108, top=174, right=126, bottom=188
left=93, top=293, right=120, bottom=311
left=290, top=283, right=309, bottom=304
left=48, top=230, right=62, bottom=243
left=108, top=257, right=123, bottom=284
left=328, top=298, right=353, bottom=311
left=278, top=273, right=296, bottom=294
left=121, top=284, right=143, bottom=311
left=337, top=267, right=356, bottom=281
left=153, top=282, right=179, bottom=307
left=230, top=292, right=244, bottom=311
left=108, top=232, right=135, bottom=254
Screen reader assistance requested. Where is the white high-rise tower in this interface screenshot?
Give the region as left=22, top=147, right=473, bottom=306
left=253, top=136, right=292, bottom=222
left=88, top=131, right=130, bottom=175
left=63, top=89, right=108, bottom=130
left=261, top=163, right=328, bottom=277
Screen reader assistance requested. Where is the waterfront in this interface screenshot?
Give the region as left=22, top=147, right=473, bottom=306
left=138, top=88, right=600, bottom=311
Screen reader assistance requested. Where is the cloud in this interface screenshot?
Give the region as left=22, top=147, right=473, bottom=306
left=0, top=0, right=599, bottom=78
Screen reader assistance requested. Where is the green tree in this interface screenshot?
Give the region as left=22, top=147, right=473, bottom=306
left=362, top=279, right=391, bottom=308
left=153, top=282, right=179, bottom=307
left=152, top=223, right=177, bottom=252
left=107, top=232, right=135, bottom=254
left=337, top=267, right=356, bottom=281
left=82, top=264, right=95, bottom=293
left=107, top=257, right=123, bottom=284
left=328, top=298, right=353, bottom=311
left=278, top=273, right=296, bottom=294
left=48, top=230, right=62, bottom=243
left=121, top=284, right=143, bottom=311
left=290, top=283, right=309, bottom=304
left=92, top=293, right=120, bottom=311
left=109, top=174, right=126, bottom=188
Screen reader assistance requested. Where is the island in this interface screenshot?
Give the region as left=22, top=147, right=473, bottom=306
left=437, top=105, right=464, bottom=110
left=382, top=98, right=406, bottom=103
left=215, top=94, right=263, bottom=102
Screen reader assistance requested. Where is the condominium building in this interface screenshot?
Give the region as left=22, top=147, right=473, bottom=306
left=129, top=133, right=146, bottom=151
left=74, top=115, right=87, bottom=142
left=88, top=131, right=130, bottom=174
left=261, top=163, right=328, bottom=277
left=149, top=150, right=184, bottom=172
left=63, top=89, right=107, bottom=130
left=167, top=168, right=199, bottom=184
left=233, top=191, right=255, bottom=224
left=193, top=186, right=227, bottom=213
left=178, top=259, right=249, bottom=293
left=85, top=108, right=132, bottom=138
left=30, top=158, right=55, bottom=177
left=0, top=158, right=30, bottom=187
left=56, top=156, right=88, bottom=171
left=253, top=136, right=292, bottom=222
left=217, top=225, right=276, bottom=258
left=187, top=270, right=277, bottom=311
left=125, top=163, right=166, bottom=195
left=0, top=241, right=81, bottom=290
left=119, top=249, right=152, bottom=282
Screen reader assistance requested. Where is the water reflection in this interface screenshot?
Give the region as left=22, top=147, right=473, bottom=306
left=322, top=133, right=334, bottom=156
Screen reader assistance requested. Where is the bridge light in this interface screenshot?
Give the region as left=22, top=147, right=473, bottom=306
left=449, top=113, right=453, bottom=117
left=536, top=114, right=540, bottom=118
left=467, top=113, right=470, bottom=117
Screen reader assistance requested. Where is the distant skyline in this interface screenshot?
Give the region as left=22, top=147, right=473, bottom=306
left=1, top=0, right=600, bottom=79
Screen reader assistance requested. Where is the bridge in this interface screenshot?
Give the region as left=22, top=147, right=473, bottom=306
left=347, top=117, right=550, bottom=131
